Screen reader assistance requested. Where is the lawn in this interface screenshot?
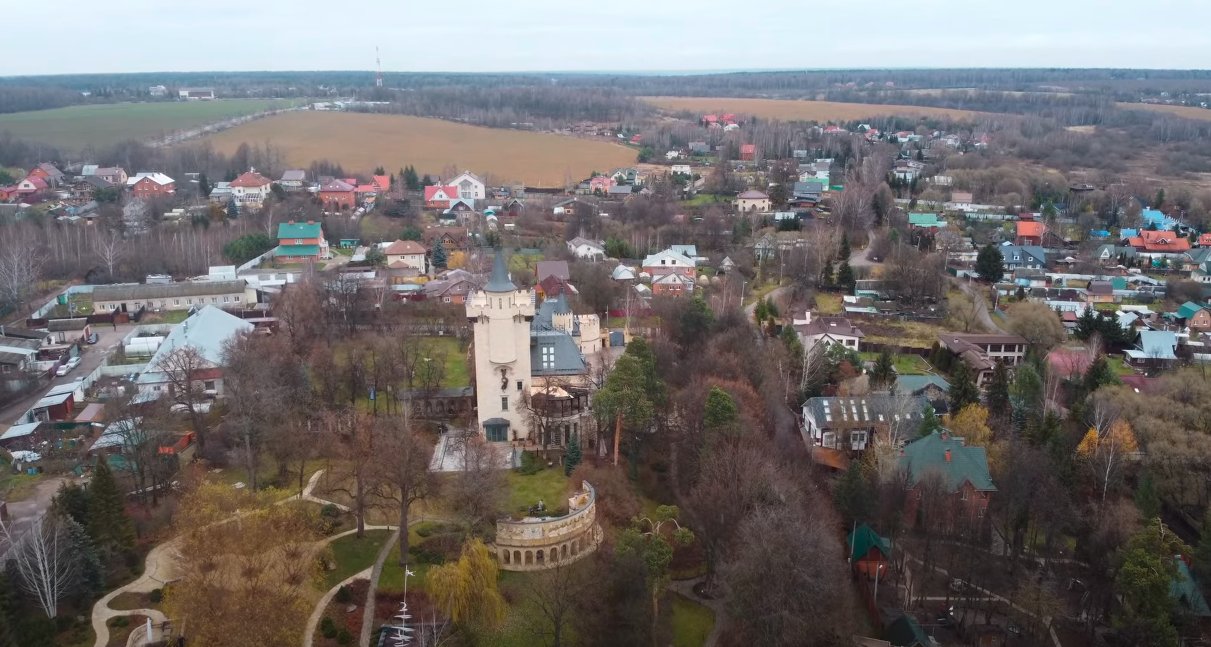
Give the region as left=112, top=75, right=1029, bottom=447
left=0, top=468, right=45, bottom=501
left=683, top=193, right=731, bottom=207
left=506, top=466, right=570, bottom=516
left=140, top=310, right=190, bottom=324
left=671, top=594, right=715, bottom=647
left=1109, top=356, right=1135, bottom=376
left=815, top=292, right=843, bottom=315
left=201, top=111, right=637, bottom=183
left=325, top=529, right=392, bottom=589
left=0, top=99, right=299, bottom=149
left=859, top=352, right=932, bottom=375
left=422, top=337, right=469, bottom=388
left=208, top=457, right=323, bottom=497
left=378, top=523, right=444, bottom=594
left=863, top=320, right=946, bottom=349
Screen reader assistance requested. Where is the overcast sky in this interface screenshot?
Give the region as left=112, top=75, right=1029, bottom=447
left=6, top=0, right=1211, bottom=76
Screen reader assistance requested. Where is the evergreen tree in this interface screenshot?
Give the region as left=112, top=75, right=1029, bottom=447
left=373, top=166, right=386, bottom=175
left=564, top=434, right=582, bottom=477
left=985, top=361, right=1011, bottom=421
left=870, top=348, right=897, bottom=391
left=52, top=481, right=90, bottom=527
left=917, top=403, right=942, bottom=437
left=754, top=298, right=768, bottom=324
left=1134, top=476, right=1161, bottom=521
left=948, top=360, right=980, bottom=414
left=820, top=260, right=834, bottom=287
left=1082, top=356, right=1121, bottom=396
left=431, top=240, right=447, bottom=269
left=87, top=460, right=135, bottom=552
left=780, top=325, right=804, bottom=359
left=198, top=173, right=211, bottom=199
left=1193, top=508, right=1211, bottom=585
left=65, top=519, right=105, bottom=596
left=837, top=262, right=855, bottom=291
left=1154, top=189, right=1165, bottom=209
left=703, top=386, right=739, bottom=437
left=421, top=174, right=434, bottom=187
left=226, top=196, right=239, bottom=219
left=0, top=570, right=18, bottom=647
left=975, top=244, right=1004, bottom=283
left=833, top=461, right=872, bottom=526
left=764, top=297, right=779, bottom=318
left=839, top=232, right=851, bottom=260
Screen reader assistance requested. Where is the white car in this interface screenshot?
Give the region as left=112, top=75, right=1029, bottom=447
left=55, top=364, right=70, bottom=376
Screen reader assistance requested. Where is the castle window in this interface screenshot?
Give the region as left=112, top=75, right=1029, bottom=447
left=501, top=396, right=509, bottom=411
left=517, top=380, right=523, bottom=391
left=542, top=345, right=555, bottom=369
left=485, top=423, right=508, bottom=442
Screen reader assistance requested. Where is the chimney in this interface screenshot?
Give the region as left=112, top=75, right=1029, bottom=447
left=945, top=449, right=951, bottom=462
left=804, top=311, right=811, bottom=325
left=307, top=221, right=314, bottom=225
left=288, top=220, right=295, bottom=224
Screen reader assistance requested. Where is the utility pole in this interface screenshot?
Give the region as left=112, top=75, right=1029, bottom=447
left=375, top=46, right=383, bottom=88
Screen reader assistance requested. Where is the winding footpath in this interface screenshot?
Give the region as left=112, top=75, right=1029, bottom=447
left=667, top=577, right=728, bottom=647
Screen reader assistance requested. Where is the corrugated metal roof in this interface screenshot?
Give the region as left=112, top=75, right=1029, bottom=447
left=93, top=281, right=246, bottom=303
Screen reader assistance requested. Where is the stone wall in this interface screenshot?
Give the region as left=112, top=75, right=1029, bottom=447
left=494, top=481, right=602, bottom=571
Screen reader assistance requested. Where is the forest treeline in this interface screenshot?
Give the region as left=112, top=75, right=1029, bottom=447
left=354, top=85, right=653, bottom=129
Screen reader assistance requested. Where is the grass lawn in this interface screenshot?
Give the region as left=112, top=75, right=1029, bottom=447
left=1109, top=355, right=1135, bottom=376
left=859, top=352, right=932, bottom=375
left=208, top=457, right=323, bottom=497
left=332, top=247, right=355, bottom=256
left=671, top=594, right=715, bottom=647
left=422, top=337, right=470, bottom=388
left=378, top=525, right=440, bottom=594
left=815, top=292, right=843, bottom=315
left=0, top=468, right=45, bottom=501
left=140, top=310, right=190, bottom=324
left=0, top=99, right=300, bottom=149
left=683, top=193, right=731, bottom=207
left=325, top=529, right=392, bottom=589
left=506, top=466, right=570, bottom=516
left=864, top=320, right=945, bottom=349
left=744, top=280, right=782, bottom=306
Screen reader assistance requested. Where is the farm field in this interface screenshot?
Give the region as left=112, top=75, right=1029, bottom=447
left=643, top=96, right=984, bottom=121
left=199, top=111, right=637, bottom=185
left=1118, top=102, right=1211, bottom=121
left=0, top=99, right=297, bottom=149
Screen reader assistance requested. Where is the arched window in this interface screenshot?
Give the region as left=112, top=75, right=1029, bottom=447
left=514, top=550, right=521, bottom=565
left=536, top=550, right=545, bottom=565
left=503, top=550, right=511, bottom=565
left=525, top=551, right=533, bottom=565
left=562, top=544, right=568, bottom=559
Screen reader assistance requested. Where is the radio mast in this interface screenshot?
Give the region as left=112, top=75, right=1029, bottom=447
left=376, top=46, right=383, bottom=87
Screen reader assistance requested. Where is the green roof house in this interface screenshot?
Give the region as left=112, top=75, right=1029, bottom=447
left=1176, top=302, right=1211, bottom=330
left=907, top=213, right=944, bottom=230
left=848, top=523, right=892, bottom=579
left=1173, top=557, right=1211, bottom=617
left=885, top=614, right=929, bottom=647
left=276, top=221, right=329, bottom=261
left=899, top=430, right=995, bottom=524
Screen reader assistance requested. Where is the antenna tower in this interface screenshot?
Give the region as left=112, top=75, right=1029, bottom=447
left=376, top=47, right=383, bottom=87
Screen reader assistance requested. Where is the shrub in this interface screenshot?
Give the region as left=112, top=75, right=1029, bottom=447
left=515, top=451, right=541, bottom=476
left=322, top=624, right=338, bottom=639
left=334, top=585, right=351, bottom=604
left=320, top=617, right=335, bottom=632
left=320, top=503, right=340, bottom=518
left=112, top=617, right=130, bottom=628
left=148, top=588, right=163, bottom=604
left=337, top=629, right=353, bottom=645
left=408, top=545, right=446, bottom=566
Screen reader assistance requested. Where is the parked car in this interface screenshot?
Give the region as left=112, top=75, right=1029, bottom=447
left=66, top=357, right=81, bottom=371
left=86, top=333, right=98, bottom=345
left=55, top=364, right=70, bottom=376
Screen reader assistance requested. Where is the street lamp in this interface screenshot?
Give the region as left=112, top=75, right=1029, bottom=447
left=873, top=562, right=885, bottom=605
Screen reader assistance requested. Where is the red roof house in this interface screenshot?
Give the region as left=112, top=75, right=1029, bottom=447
left=739, top=144, right=757, bottom=161
left=1128, top=230, right=1190, bottom=254
left=1198, top=233, right=1211, bottom=248
left=319, top=179, right=356, bottom=210
left=373, top=175, right=390, bottom=192
left=1016, top=220, right=1047, bottom=246
left=15, top=176, right=47, bottom=194
left=424, top=185, right=459, bottom=209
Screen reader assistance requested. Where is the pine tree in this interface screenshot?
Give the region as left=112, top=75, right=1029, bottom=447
left=226, top=196, right=239, bottom=219
left=948, top=360, right=980, bottom=414
left=431, top=240, right=447, bottom=269
left=0, top=570, right=17, bottom=647
left=198, top=173, right=211, bottom=198
left=52, top=481, right=90, bottom=527
left=975, top=244, right=1004, bottom=283
left=64, top=519, right=104, bottom=596
left=1134, top=476, right=1161, bottom=521
left=87, top=460, right=135, bottom=552
left=917, top=403, right=942, bottom=437
left=421, top=174, right=434, bottom=187
left=820, top=260, right=834, bottom=287
left=703, top=386, right=739, bottom=435
left=837, top=262, right=855, bottom=291
left=839, top=232, right=851, bottom=260
left=985, top=361, right=1011, bottom=421
left=870, top=349, right=896, bottom=391
left=833, top=461, right=872, bottom=526
left=564, top=434, right=582, bottom=477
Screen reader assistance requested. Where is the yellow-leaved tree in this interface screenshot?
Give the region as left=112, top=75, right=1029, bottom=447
left=447, top=250, right=467, bottom=269
left=427, top=538, right=506, bottom=630
left=947, top=403, right=1005, bottom=470
left=1077, top=420, right=1139, bottom=504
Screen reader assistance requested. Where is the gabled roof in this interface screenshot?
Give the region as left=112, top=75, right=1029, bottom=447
left=1000, top=244, right=1046, bottom=265
left=802, top=395, right=931, bottom=428
left=611, top=265, right=636, bottom=280
left=373, top=175, right=390, bottom=190
left=669, top=244, right=697, bottom=258
left=135, top=306, right=253, bottom=386
left=899, top=430, right=996, bottom=493
left=536, top=260, right=570, bottom=282
left=1129, top=230, right=1190, bottom=253
left=277, top=221, right=323, bottom=239
left=641, top=249, right=695, bottom=269
left=885, top=615, right=929, bottom=647
left=1131, top=330, right=1177, bottom=360
left=319, top=179, right=355, bottom=192
left=424, top=185, right=459, bottom=201
left=1178, top=301, right=1207, bottom=320
left=794, top=316, right=865, bottom=340
left=128, top=172, right=173, bottom=186
left=1174, top=558, right=1211, bottom=616
left=737, top=190, right=768, bottom=199
left=1016, top=220, right=1047, bottom=238
left=229, top=171, right=271, bottom=188
left=847, top=524, right=891, bottom=562
left=894, top=375, right=950, bottom=395
left=280, top=169, right=307, bottom=182
left=567, top=236, right=604, bottom=251
left=907, top=212, right=941, bottom=226
left=384, top=240, right=426, bottom=256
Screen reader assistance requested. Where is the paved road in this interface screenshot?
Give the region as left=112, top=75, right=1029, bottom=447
left=0, top=324, right=130, bottom=427
left=848, top=228, right=885, bottom=270
left=955, top=279, right=1009, bottom=334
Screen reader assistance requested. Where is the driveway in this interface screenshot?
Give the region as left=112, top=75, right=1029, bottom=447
left=0, top=324, right=129, bottom=427
left=955, top=279, right=1009, bottom=334
left=2, top=475, right=75, bottom=540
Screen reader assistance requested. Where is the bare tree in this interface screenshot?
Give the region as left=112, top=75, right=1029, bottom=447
left=92, top=229, right=126, bottom=280
left=446, top=430, right=508, bottom=536
left=0, top=516, right=77, bottom=618
left=370, top=412, right=439, bottom=567
left=323, top=408, right=382, bottom=538
left=518, top=560, right=592, bottom=647
left=156, top=344, right=213, bottom=450
left=0, top=230, right=45, bottom=312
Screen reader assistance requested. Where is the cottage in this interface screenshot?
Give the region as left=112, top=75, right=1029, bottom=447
left=29, top=163, right=66, bottom=187
left=792, top=311, right=864, bottom=354
left=1128, top=230, right=1190, bottom=256
left=319, top=179, right=357, bottom=211
left=424, top=185, right=460, bottom=209
left=276, top=221, right=329, bottom=261
left=1177, top=301, right=1211, bottom=330
left=132, top=306, right=253, bottom=404
left=278, top=169, right=307, bottom=190
left=899, top=430, right=996, bottom=523
left=739, top=144, right=757, bottom=161
left=938, top=333, right=1028, bottom=386
left=999, top=244, right=1046, bottom=272
left=1124, top=330, right=1178, bottom=367
left=383, top=240, right=427, bottom=272
left=1015, top=219, right=1047, bottom=246
left=736, top=190, right=770, bottom=212
left=566, top=237, right=606, bottom=261
left=127, top=173, right=175, bottom=199
left=801, top=394, right=931, bottom=454
left=422, top=227, right=469, bottom=252
left=651, top=272, right=694, bottom=296
left=229, top=170, right=272, bottom=210
left=907, top=213, right=944, bottom=230
left=536, top=260, right=570, bottom=282
left=641, top=249, right=696, bottom=279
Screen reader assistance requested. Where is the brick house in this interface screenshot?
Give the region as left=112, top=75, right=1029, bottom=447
left=319, top=179, right=357, bottom=210
left=16, top=176, right=48, bottom=195
left=1177, top=301, right=1211, bottom=330
left=276, top=221, right=329, bottom=261
left=651, top=272, right=693, bottom=296
left=1015, top=219, right=1046, bottom=246
left=128, top=173, right=175, bottom=199
left=28, top=163, right=65, bottom=187
left=899, top=430, right=995, bottom=525
left=424, top=185, right=460, bottom=209
left=229, top=170, right=273, bottom=209
left=739, top=144, right=757, bottom=161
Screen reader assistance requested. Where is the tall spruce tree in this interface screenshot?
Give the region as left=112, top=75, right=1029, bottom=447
left=86, top=460, right=135, bottom=551
left=0, top=570, right=17, bottom=647
left=917, top=403, right=942, bottom=437
left=948, top=360, right=980, bottom=414
left=985, top=361, right=1011, bottom=421
left=564, top=434, right=582, bottom=477
left=975, top=244, right=1004, bottom=283
left=870, top=349, right=897, bottom=391
left=431, top=240, right=447, bottom=269
left=837, top=262, right=855, bottom=291
left=64, top=519, right=105, bottom=596
left=839, top=232, right=851, bottom=260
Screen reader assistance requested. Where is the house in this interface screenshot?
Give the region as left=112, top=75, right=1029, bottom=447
left=893, top=375, right=951, bottom=400
left=423, top=270, right=479, bottom=304
left=801, top=394, right=931, bottom=454
left=46, top=319, right=91, bottom=345
left=1177, top=302, right=1211, bottom=330
left=951, top=191, right=973, bottom=205
left=1141, top=208, right=1177, bottom=231
left=92, top=167, right=127, bottom=186
left=442, top=199, right=476, bottom=225
left=229, top=171, right=273, bottom=209
left=688, top=141, right=710, bottom=155
left=424, top=185, right=460, bottom=209
left=607, top=185, right=634, bottom=199
left=16, top=176, right=48, bottom=195
left=127, top=173, right=175, bottom=199
left=1016, top=220, right=1047, bottom=246
left=670, top=165, right=692, bottom=176
left=651, top=272, right=694, bottom=296
left=641, top=249, right=696, bottom=279
left=422, top=227, right=470, bottom=252
left=611, top=168, right=638, bottom=184
left=319, top=179, right=357, bottom=211
left=792, top=312, right=864, bottom=354
left=847, top=524, right=891, bottom=579
left=1094, top=244, right=1138, bottom=266
left=28, top=163, right=65, bottom=187
left=792, top=181, right=825, bottom=203
left=567, top=237, right=605, bottom=261
left=899, top=429, right=996, bottom=523
left=132, top=306, right=253, bottom=404
left=177, top=87, right=215, bottom=100
left=885, top=615, right=930, bottom=647
left=907, top=213, right=944, bottom=230
left=92, top=281, right=250, bottom=313
left=383, top=240, right=427, bottom=272
left=892, top=160, right=925, bottom=181
left=1173, top=558, right=1211, bottom=617
left=536, top=260, right=570, bottom=282
left=373, top=175, right=390, bottom=193
left=553, top=198, right=598, bottom=217
left=588, top=176, right=615, bottom=193
left=938, top=333, right=1028, bottom=386
left=276, top=221, right=329, bottom=261
left=999, top=245, right=1046, bottom=273
left=536, top=275, right=577, bottom=301
left=279, top=169, right=307, bottom=190
left=0, top=335, right=40, bottom=383
left=736, top=190, right=770, bottom=212
left=739, top=144, right=757, bottom=161
left=1085, top=280, right=1116, bottom=303
left=71, top=176, right=114, bottom=200
left=1124, top=330, right=1178, bottom=367
left=1128, top=230, right=1190, bottom=256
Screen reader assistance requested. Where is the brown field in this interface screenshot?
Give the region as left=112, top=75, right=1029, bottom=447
left=642, top=96, right=984, bottom=121
left=197, top=111, right=637, bottom=185
left=1117, top=102, right=1211, bottom=122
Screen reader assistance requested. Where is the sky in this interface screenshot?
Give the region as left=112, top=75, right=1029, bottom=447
left=6, top=0, right=1211, bottom=76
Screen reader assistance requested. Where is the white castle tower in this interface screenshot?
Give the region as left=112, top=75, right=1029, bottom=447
left=466, top=250, right=535, bottom=442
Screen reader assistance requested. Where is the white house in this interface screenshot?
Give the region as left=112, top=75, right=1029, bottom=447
left=132, top=306, right=254, bottom=404
left=229, top=171, right=273, bottom=209
left=791, top=312, right=865, bottom=353
left=449, top=172, right=486, bottom=201
left=383, top=239, right=427, bottom=272
left=641, top=249, right=696, bottom=278
left=671, top=165, right=692, bottom=176
left=736, top=190, right=771, bottom=212
left=566, top=237, right=606, bottom=261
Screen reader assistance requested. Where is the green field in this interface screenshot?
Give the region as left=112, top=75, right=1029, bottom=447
left=0, top=99, right=299, bottom=149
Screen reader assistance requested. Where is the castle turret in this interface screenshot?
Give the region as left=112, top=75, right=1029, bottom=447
left=466, top=249, right=535, bottom=442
